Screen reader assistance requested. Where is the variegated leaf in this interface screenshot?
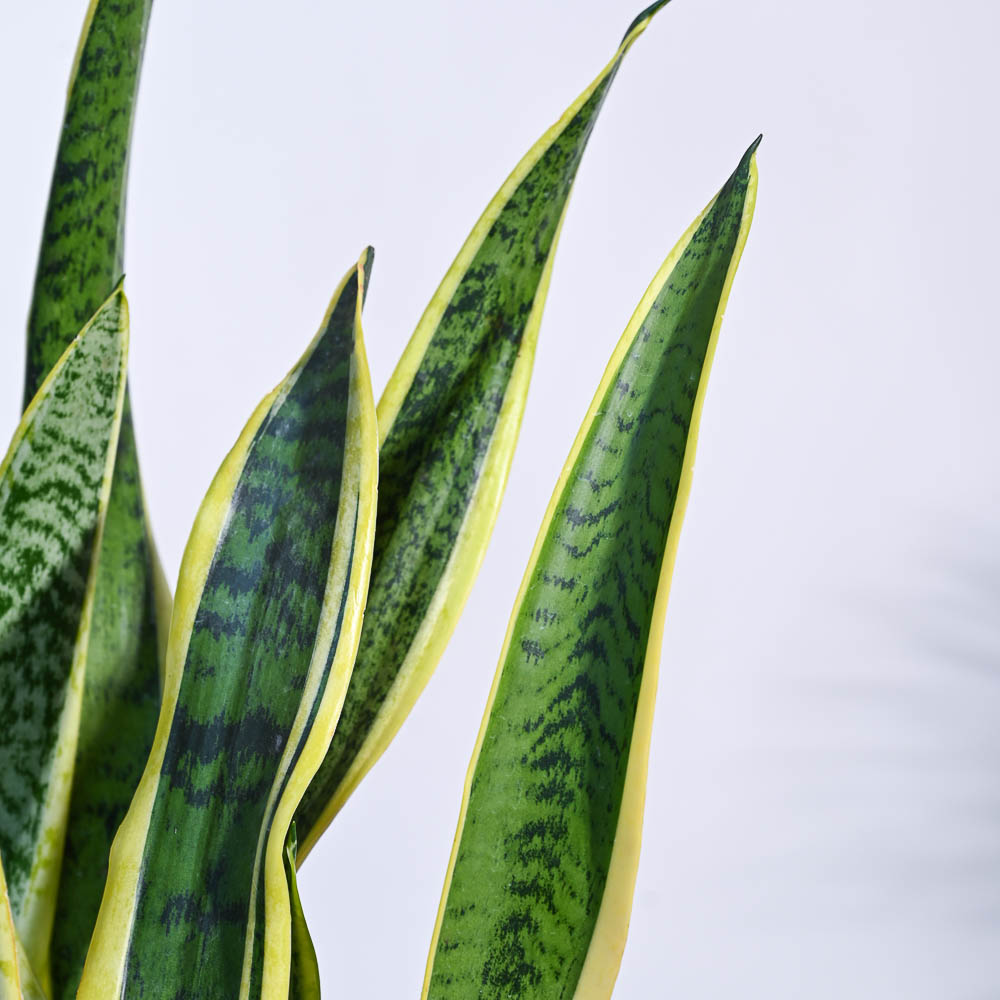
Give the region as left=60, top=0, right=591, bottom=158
left=425, top=139, right=760, bottom=1000
left=296, top=0, right=675, bottom=858
left=0, top=289, right=129, bottom=991
left=77, top=252, right=377, bottom=1000
left=25, top=3, right=166, bottom=994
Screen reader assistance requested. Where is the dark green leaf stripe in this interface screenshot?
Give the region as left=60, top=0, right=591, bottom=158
left=24, top=4, right=165, bottom=995
left=0, top=289, right=129, bottom=989
left=296, top=2, right=674, bottom=856
left=425, top=141, right=760, bottom=1000
left=78, top=253, right=378, bottom=1000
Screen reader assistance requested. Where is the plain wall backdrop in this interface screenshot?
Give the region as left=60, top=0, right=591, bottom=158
left=2, top=0, right=998, bottom=995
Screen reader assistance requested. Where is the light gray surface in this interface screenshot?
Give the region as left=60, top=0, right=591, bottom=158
left=2, top=0, right=998, bottom=995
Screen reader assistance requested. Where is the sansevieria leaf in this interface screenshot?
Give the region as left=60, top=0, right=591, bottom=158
left=0, top=289, right=130, bottom=989
left=296, top=0, right=675, bottom=857
left=424, top=139, right=760, bottom=1000
left=78, top=252, right=378, bottom=1000
left=0, top=852, right=45, bottom=1000
left=24, top=3, right=166, bottom=996
left=24, top=0, right=152, bottom=393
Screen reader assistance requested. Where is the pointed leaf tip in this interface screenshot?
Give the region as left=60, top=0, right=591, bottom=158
left=359, top=247, right=375, bottom=306
left=736, top=135, right=763, bottom=176
left=622, top=0, right=673, bottom=44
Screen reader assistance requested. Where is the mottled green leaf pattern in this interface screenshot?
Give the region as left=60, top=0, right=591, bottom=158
left=79, top=256, right=376, bottom=1000
left=25, top=0, right=152, bottom=394
left=49, top=405, right=162, bottom=1000
left=0, top=290, right=128, bottom=983
left=123, top=307, right=354, bottom=996
left=296, top=2, right=673, bottom=853
left=426, top=141, right=759, bottom=1000
left=23, top=3, right=164, bottom=995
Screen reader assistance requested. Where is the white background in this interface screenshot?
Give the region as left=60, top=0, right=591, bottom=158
left=3, top=1, right=999, bottom=996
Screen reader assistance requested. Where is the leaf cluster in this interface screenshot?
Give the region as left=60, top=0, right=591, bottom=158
left=0, top=3, right=757, bottom=998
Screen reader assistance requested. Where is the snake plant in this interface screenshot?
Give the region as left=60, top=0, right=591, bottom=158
left=0, top=1, right=758, bottom=998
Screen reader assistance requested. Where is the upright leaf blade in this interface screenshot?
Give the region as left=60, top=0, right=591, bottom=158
left=296, top=2, right=673, bottom=856
left=24, top=3, right=166, bottom=995
left=78, top=252, right=378, bottom=1000
left=424, top=140, right=760, bottom=1000
left=0, top=289, right=130, bottom=988
left=25, top=0, right=151, bottom=389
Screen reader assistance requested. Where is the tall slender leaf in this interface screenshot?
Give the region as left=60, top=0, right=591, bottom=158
left=24, top=3, right=166, bottom=995
left=24, top=0, right=152, bottom=390
left=296, top=0, right=674, bottom=857
left=78, top=252, right=378, bottom=1000
left=0, top=289, right=130, bottom=989
left=424, top=140, right=760, bottom=1000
